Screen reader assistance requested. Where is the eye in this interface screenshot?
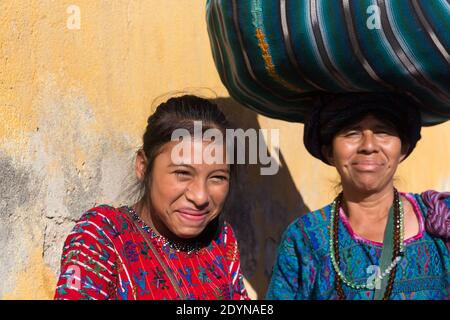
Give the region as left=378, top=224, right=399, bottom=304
left=375, top=128, right=397, bottom=137
left=174, top=170, right=191, bottom=178
left=343, top=130, right=360, bottom=137
left=210, top=175, right=229, bottom=183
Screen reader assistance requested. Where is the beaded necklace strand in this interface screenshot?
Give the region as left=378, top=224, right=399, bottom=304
left=122, top=205, right=202, bottom=254
left=329, top=189, right=405, bottom=299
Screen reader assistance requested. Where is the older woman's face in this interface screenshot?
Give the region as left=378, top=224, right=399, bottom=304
left=141, top=139, right=230, bottom=239
left=327, top=115, right=407, bottom=193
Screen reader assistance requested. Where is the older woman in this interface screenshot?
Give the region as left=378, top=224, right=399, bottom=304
left=267, top=93, right=449, bottom=300
left=54, top=95, right=249, bottom=300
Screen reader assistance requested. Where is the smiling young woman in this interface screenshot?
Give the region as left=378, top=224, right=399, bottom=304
left=54, top=95, right=249, bottom=300
left=267, top=93, right=449, bottom=300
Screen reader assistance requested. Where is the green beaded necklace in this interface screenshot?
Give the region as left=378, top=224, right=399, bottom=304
left=329, top=189, right=405, bottom=294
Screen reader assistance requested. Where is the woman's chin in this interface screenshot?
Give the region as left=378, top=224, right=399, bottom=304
left=354, top=183, right=386, bottom=194
left=348, top=178, right=385, bottom=193
left=345, top=174, right=391, bottom=193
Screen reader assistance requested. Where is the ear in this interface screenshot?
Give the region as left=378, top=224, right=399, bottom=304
left=321, top=146, right=335, bottom=166
left=135, top=149, right=148, bottom=182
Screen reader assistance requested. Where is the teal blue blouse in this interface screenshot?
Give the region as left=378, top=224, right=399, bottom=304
left=266, top=193, right=450, bottom=300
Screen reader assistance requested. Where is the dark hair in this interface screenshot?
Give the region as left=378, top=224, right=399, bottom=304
left=304, top=93, right=422, bottom=164
left=133, top=95, right=236, bottom=240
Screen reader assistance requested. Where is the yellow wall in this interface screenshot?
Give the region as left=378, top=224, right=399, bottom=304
left=1, top=0, right=448, bottom=299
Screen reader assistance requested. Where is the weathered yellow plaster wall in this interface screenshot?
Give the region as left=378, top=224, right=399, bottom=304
left=1, top=1, right=448, bottom=299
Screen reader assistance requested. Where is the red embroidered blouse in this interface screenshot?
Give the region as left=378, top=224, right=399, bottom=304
left=54, top=205, right=249, bottom=300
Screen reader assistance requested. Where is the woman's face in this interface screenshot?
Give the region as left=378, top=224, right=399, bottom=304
left=137, top=139, right=230, bottom=239
left=326, top=115, right=407, bottom=193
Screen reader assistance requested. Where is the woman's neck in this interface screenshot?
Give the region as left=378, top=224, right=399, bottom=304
left=341, top=184, right=395, bottom=223
left=134, top=200, right=174, bottom=239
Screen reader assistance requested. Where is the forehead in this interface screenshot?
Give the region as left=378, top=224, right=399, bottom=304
left=157, top=139, right=229, bottom=170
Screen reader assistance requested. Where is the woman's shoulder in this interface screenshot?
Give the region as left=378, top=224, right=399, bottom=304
left=69, top=204, right=131, bottom=242
left=279, top=205, right=333, bottom=251
left=216, top=220, right=239, bottom=249
left=298, top=205, right=332, bottom=229
left=410, top=191, right=450, bottom=246
left=403, top=191, right=450, bottom=216
left=77, top=204, right=132, bottom=223
left=415, top=190, right=450, bottom=209
left=288, top=205, right=332, bottom=235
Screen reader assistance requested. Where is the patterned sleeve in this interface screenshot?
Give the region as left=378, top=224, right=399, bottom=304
left=223, top=223, right=250, bottom=300
left=54, top=208, right=118, bottom=300
left=266, top=219, right=314, bottom=300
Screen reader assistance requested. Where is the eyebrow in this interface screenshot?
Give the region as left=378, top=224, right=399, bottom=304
left=211, top=169, right=230, bottom=174
left=169, top=163, right=195, bottom=169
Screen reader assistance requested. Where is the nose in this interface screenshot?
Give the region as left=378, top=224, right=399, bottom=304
left=358, top=130, right=379, bottom=154
left=185, top=179, right=209, bottom=208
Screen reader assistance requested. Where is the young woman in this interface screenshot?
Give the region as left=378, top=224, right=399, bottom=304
left=54, top=95, right=249, bottom=300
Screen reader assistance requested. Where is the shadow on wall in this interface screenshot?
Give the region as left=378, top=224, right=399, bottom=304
left=213, top=98, right=310, bottom=298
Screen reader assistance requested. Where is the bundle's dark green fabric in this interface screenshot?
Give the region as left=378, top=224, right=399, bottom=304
left=206, top=0, right=450, bottom=125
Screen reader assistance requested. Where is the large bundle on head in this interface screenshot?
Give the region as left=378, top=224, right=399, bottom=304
left=206, top=0, right=450, bottom=126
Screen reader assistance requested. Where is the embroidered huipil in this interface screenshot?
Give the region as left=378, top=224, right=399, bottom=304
left=267, top=193, right=450, bottom=300
left=54, top=205, right=249, bottom=300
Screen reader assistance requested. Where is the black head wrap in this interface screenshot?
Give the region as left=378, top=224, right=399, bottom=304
left=304, top=93, right=422, bottom=165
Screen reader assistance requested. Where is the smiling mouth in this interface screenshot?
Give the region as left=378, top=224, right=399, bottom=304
left=351, top=161, right=383, bottom=171
left=176, top=209, right=209, bottom=222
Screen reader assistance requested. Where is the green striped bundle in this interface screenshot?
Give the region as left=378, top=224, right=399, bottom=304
left=206, top=0, right=450, bottom=125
